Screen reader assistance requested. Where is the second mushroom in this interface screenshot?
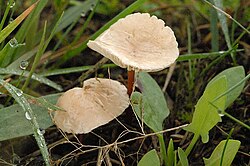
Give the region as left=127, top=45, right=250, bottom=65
left=54, top=78, right=129, bottom=134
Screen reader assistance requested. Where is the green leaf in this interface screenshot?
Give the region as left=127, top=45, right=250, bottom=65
left=0, top=93, right=61, bottom=141
left=178, top=148, right=189, bottom=166
left=208, top=66, right=245, bottom=108
left=167, top=139, right=175, bottom=166
left=131, top=72, right=169, bottom=132
left=138, top=149, right=160, bottom=166
left=203, top=140, right=240, bottom=166
left=184, top=76, right=227, bottom=143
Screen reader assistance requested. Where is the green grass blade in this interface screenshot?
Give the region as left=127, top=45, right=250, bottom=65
left=7, top=47, right=38, bottom=69
left=22, top=21, right=47, bottom=91
left=55, top=0, right=97, bottom=33
left=15, top=0, right=48, bottom=42
left=177, top=48, right=243, bottom=62
left=53, top=0, right=98, bottom=51
left=72, top=0, right=100, bottom=43
left=9, top=0, right=48, bottom=63
left=41, top=64, right=116, bottom=76
left=22, top=13, right=63, bottom=91
left=209, top=0, right=219, bottom=51
left=0, top=79, right=50, bottom=166
left=204, top=0, right=250, bottom=35
left=0, top=0, right=14, bottom=31
left=212, top=0, right=234, bottom=62
left=0, top=68, right=62, bottom=91
left=223, top=112, right=250, bottom=130
left=0, top=1, right=38, bottom=44
left=220, top=129, right=234, bottom=166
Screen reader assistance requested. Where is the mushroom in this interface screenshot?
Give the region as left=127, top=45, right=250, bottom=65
left=54, top=78, right=129, bottom=134
left=87, top=13, right=179, bottom=95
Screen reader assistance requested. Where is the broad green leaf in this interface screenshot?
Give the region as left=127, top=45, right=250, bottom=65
left=0, top=1, right=38, bottom=43
left=208, top=66, right=245, bottom=108
left=203, top=140, right=240, bottom=166
left=0, top=93, right=61, bottom=141
left=131, top=72, right=169, bottom=132
left=167, top=139, right=175, bottom=166
left=184, top=76, right=227, bottom=143
left=0, top=68, right=62, bottom=91
left=178, top=148, right=189, bottom=166
left=138, top=149, right=160, bottom=166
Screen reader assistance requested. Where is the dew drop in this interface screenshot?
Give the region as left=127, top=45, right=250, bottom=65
left=25, top=112, right=31, bottom=120
left=81, top=12, right=86, bottom=17
left=9, top=18, right=14, bottom=24
left=19, top=60, right=29, bottom=70
left=9, top=38, right=18, bottom=48
left=90, top=4, right=95, bottom=11
left=16, top=89, right=23, bottom=96
left=219, top=113, right=224, bottom=117
left=37, top=128, right=44, bottom=136
left=7, top=1, right=15, bottom=8
left=9, top=38, right=26, bottom=48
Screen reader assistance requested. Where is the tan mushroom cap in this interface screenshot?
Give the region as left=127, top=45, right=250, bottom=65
left=87, top=13, right=179, bottom=72
left=54, top=78, right=129, bottom=134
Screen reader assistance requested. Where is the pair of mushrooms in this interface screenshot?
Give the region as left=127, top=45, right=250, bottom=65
left=54, top=13, right=179, bottom=134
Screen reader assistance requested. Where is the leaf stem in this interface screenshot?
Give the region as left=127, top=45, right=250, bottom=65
left=185, top=134, right=199, bottom=156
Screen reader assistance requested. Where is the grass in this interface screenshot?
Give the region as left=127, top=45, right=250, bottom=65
left=0, top=0, right=249, bottom=165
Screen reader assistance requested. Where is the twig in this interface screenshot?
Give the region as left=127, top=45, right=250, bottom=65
left=162, top=63, right=176, bottom=92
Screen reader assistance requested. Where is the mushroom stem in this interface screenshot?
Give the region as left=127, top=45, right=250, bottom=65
left=127, top=70, right=135, bottom=96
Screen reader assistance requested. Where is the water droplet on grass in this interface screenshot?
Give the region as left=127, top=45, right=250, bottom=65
left=218, top=110, right=224, bottom=117
left=37, top=128, right=44, bottom=136
left=16, top=89, right=23, bottom=96
left=7, top=1, right=15, bottom=8
left=90, top=3, right=95, bottom=11
left=9, top=38, right=18, bottom=47
left=9, top=38, right=26, bottom=48
left=25, top=112, right=31, bottom=120
left=20, top=61, right=29, bottom=70
left=219, top=113, right=224, bottom=117
left=81, top=12, right=86, bottom=17
left=9, top=18, right=14, bottom=24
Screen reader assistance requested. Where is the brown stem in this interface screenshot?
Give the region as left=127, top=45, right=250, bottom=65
left=127, top=70, right=135, bottom=96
